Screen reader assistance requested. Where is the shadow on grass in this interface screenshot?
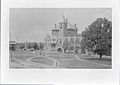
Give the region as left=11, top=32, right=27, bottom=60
left=85, top=57, right=111, bottom=62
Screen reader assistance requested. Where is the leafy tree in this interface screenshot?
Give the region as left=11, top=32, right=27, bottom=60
left=39, top=42, right=44, bottom=50
left=19, top=43, right=25, bottom=49
left=32, top=42, right=39, bottom=50
left=81, top=18, right=112, bottom=58
left=80, top=44, right=86, bottom=54
left=27, top=43, right=32, bottom=49
left=9, top=44, right=16, bottom=51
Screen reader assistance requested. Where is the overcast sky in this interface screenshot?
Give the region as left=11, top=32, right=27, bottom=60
left=9, top=8, right=112, bottom=42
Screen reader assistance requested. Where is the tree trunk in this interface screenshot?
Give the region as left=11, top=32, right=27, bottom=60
left=99, top=54, right=102, bottom=59
left=64, top=49, right=66, bottom=53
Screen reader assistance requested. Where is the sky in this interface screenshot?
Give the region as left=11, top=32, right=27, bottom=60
left=9, top=8, right=112, bottom=42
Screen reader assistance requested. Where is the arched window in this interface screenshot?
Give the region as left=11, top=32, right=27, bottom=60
left=64, top=38, right=68, bottom=43
left=70, top=38, right=74, bottom=43
left=76, top=38, right=79, bottom=42
left=60, top=39, right=62, bottom=44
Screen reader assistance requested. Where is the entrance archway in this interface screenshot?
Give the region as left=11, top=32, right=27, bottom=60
left=57, top=48, right=62, bottom=52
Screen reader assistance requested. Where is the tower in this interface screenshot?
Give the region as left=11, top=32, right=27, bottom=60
left=61, top=15, right=68, bottom=37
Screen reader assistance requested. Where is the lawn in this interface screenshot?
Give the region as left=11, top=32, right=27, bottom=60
left=77, top=54, right=112, bottom=66
left=9, top=50, right=48, bottom=68
left=9, top=50, right=112, bottom=69
left=31, top=57, right=54, bottom=65
left=10, top=50, right=35, bottom=61
left=47, top=52, right=111, bottom=69
left=47, top=53, right=75, bottom=59
left=58, top=58, right=111, bottom=69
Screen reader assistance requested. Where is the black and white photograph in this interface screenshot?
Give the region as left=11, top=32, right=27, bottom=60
left=9, top=8, right=112, bottom=69
left=1, top=0, right=120, bottom=85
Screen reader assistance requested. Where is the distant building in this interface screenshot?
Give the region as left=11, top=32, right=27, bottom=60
left=9, top=41, right=16, bottom=51
left=44, top=16, right=82, bottom=53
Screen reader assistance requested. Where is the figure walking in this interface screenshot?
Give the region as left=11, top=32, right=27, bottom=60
left=40, top=49, right=41, bottom=55
left=56, top=61, right=58, bottom=67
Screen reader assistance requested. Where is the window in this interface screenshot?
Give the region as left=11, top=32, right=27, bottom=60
left=76, top=38, right=79, bottom=42
left=70, top=38, right=74, bottom=43
left=64, top=38, right=68, bottom=43
left=60, top=39, right=62, bottom=43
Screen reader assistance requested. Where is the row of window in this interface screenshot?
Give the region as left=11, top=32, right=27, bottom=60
left=45, top=38, right=80, bottom=44
left=64, top=38, right=79, bottom=43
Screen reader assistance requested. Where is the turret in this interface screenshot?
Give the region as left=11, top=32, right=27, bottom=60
left=55, top=24, right=57, bottom=29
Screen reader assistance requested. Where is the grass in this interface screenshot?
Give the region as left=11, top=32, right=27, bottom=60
left=9, top=50, right=112, bottom=69
left=10, top=50, right=35, bottom=61
left=77, top=54, right=112, bottom=65
left=58, top=59, right=111, bottom=69
left=31, top=57, right=54, bottom=65
left=47, top=53, right=75, bottom=59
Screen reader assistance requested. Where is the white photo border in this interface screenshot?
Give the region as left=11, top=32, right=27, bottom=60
left=1, top=0, right=120, bottom=85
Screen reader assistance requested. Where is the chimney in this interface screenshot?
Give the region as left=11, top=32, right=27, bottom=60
left=55, top=24, right=57, bottom=29
left=63, top=15, right=65, bottom=21
left=66, top=19, right=68, bottom=23
left=75, top=24, right=76, bottom=27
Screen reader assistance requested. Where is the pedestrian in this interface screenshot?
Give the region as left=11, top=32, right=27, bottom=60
left=40, top=49, right=41, bottom=55
left=56, top=61, right=58, bottom=66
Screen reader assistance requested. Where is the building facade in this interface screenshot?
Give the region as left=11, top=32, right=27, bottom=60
left=44, top=16, right=82, bottom=53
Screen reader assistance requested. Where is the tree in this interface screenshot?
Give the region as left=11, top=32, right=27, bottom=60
left=81, top=18, right=112, bottom=58
left=39, top=42, right=44, bottom=50
left=32, top=42, right=39, bottom=50
left=80, top=41, right=86, bottom=54
left=27, top=43, right=32, bottom=49
left=19, top=43, right=25, bottom=49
